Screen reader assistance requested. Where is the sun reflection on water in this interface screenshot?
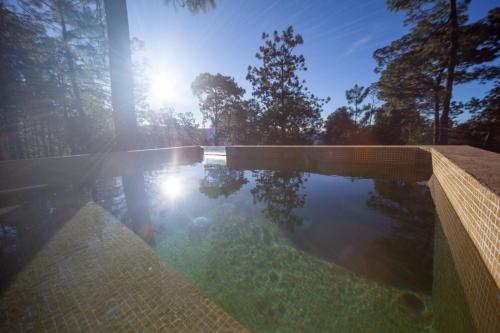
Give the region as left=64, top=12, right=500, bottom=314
left=159, top=175, right=184, bottom=200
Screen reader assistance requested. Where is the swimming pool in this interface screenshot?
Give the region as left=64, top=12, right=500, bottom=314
left=0, top=147, right=498, bottom=332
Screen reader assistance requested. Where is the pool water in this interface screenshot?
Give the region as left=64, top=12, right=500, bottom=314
left=1, top=153, right=497, bottom=332
left=95, top=156, right=436, bottom=332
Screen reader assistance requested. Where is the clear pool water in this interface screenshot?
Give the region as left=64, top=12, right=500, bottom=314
left=89, top=155, right=470, bottom=332
left=1, top=153, right=498, bottom=332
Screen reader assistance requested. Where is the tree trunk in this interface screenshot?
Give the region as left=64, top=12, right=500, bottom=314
left=433, top=101, right=440, bottom=144
left=439, top=0, right=458, bottom=144
left=213, top=117, right=219, bottom=145
left=59, top=7, right=88, bottom=153
left=433, top=72, right=443, bottom=144
left=280, top=59, right=286, bottom=144
left=354, top=104, right=358, bottom=125
left=103, top=0, right=139, bottom=151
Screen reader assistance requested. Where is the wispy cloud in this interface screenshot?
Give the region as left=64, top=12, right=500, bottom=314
left=344, top=35, right=372, bottom=56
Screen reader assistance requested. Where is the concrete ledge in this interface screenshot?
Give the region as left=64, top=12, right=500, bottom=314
left=0, top=146, right=203, bottom=190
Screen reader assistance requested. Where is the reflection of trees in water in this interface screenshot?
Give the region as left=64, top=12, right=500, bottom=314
left=199, top=164, right=248, bottom=199
left=251, top=170, right=307, bottom=231
left=122, top=173, right=155, bottom=245
left=93, top=172, right=155, bottom=245
left=366, top=179, right=435, bottom=292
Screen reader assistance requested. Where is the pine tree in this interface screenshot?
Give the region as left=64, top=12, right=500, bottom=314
left=247, top=26, right=329, bottom=144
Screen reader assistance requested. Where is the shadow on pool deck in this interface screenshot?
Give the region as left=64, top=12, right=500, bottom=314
left=0, top=202, right=247, bottom=332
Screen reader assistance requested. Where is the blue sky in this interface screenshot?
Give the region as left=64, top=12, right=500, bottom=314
left=127, top=0, right=498, bottom=123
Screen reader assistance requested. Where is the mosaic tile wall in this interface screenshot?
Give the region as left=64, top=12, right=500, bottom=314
left=430, top=148, right=500, bottom=288
left=430, top=176, right=500, bottom=333
left=227, top=152, right=431, bottom=183
left=226, top=146, right=430, bottom=166
left=0, top=203, right=247, bottom=332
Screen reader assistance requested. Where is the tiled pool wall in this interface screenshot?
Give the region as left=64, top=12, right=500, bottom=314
left=226, top=145, right=432, bottom=182
left=226, top=145, right=500, bottom=288
left=226, top=145, right=431, bottom=165
left=428, top=148, right=500, bottom=288
left=429, top=175, right=499, bottom=332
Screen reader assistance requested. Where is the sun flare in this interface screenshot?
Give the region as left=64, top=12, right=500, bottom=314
left=159, top=175, right=184, bottom=200
left=149, top=73, right=182, bottom=105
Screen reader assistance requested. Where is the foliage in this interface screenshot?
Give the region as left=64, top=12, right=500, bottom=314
left=247, top=26, right=329, bottom=144
left=454, top=85, right=500, bottom=152
left=323, top=107, right=358, bottom=145
left=224, top=98, right=262, bottom=145
left=140, top=108, right=200, bottom=147
left=381, top=0, right=499, bottom=144
left=191, top=73, right=245, bottom=145
left=373, top=103, right=432, bottom=145
left=164, top=0, right=215, bottom=13
left=323, top=84, right=380, bottom=145
left=0, top=1, right=113, bottom=159
left=0, top=0, right=215, bottom=159
left=345, top=84, right=370, bottom=125
left=1, top=0, right=499, bottom=157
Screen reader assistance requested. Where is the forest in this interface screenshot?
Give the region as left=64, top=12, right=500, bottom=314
left=1, top=0, right=499, bottom=161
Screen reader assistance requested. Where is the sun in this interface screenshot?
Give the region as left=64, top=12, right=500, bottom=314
left=149, top=72, right=182, bottom=106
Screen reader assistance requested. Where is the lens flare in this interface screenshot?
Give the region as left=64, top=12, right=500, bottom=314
left=149, top=72, right=182, bottom=106
left=159, top=175, right=184, bottom=200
